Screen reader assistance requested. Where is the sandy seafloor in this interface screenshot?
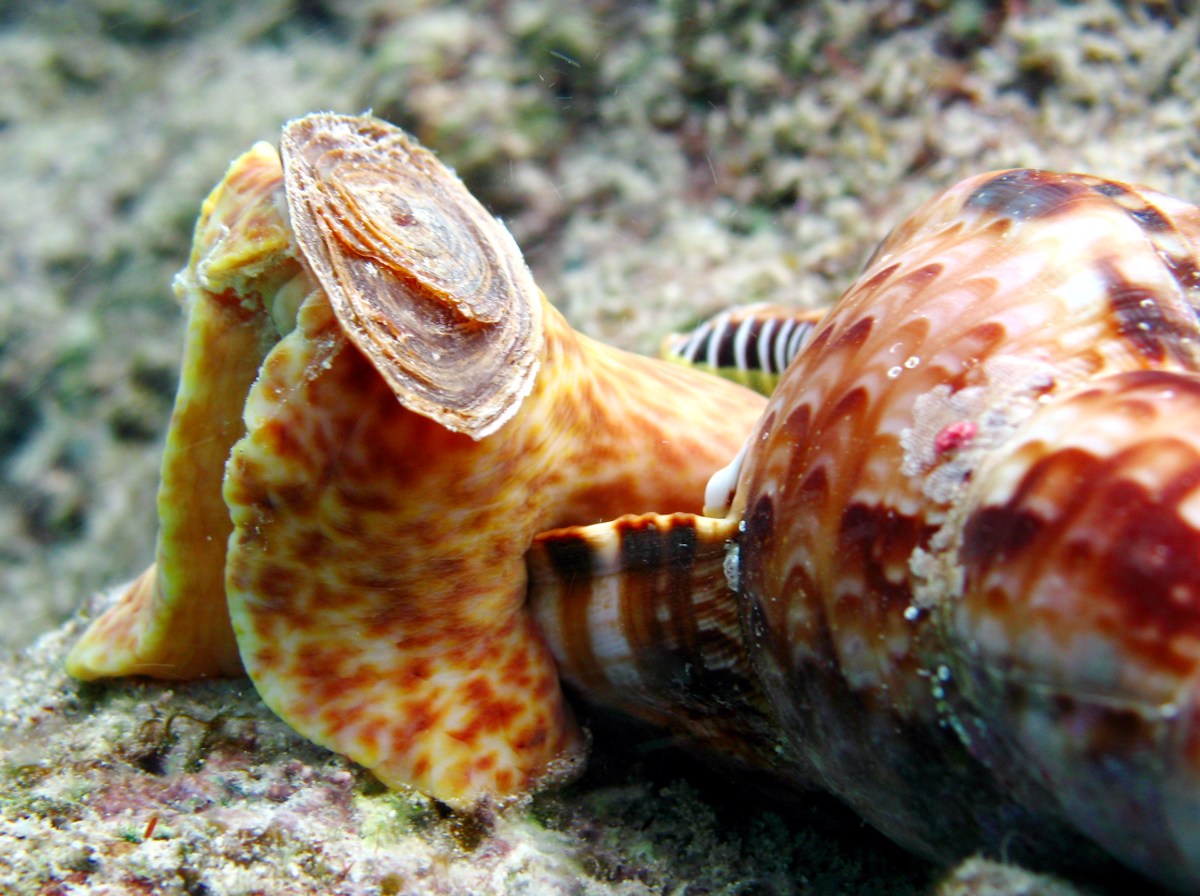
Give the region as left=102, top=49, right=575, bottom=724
left=0, top=1, right=1197, bottom=893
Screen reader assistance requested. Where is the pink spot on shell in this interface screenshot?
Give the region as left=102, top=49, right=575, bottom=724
left=934, top=420, right=976, bottom=454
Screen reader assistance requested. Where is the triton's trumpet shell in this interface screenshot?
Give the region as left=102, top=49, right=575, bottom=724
left=531, top=170, right=1200, bottom=891
left=66, top=109, right=1200, bottom=890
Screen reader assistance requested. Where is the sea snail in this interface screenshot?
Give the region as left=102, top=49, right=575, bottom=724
left=67, top=113, right=765, bottom=804
left=533, top=168, right=1200, bottom=891
left=67, top=112, right=1200, bottom=890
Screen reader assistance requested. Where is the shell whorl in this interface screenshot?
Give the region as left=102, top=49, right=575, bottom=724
left=529, top=169, right=1200, bottom=889
left=728, top=169, right=1200, bottom=882
left=281, top=113, right=542, bottom=438
left=942, top=369, right=1200, bottom=833
left=528, top=512, right=788, bottom=772
left=738, top=169, right=1200, bottom=703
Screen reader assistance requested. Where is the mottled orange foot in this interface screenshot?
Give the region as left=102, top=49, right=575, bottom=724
left=69, top=114, right=766, bottom=808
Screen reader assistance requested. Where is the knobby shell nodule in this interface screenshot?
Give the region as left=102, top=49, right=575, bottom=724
left=530, top=169, right=1200, bottom=892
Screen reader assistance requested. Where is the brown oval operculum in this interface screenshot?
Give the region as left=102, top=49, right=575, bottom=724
left=281, top=113, right=542, bottom=439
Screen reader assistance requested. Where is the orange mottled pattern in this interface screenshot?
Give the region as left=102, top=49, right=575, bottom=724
left=222, top=292, right=763, bottom=805
left=68, top=125, right=765, bottom=805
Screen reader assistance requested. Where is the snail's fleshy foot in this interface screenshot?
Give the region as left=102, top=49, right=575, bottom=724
left=222, top=317, right=588, bottom=805
left=67, top=143, right=298, bottom=680
left=66, top=113, right=767, bottom=809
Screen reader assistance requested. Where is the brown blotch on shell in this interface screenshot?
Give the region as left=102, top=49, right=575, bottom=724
left=833, top=314, right=876, bottom=351
left=837, top=502, right=933, bottom=613
left=1099, top=256, right=1199, bottom=365
left=965, top=169, right=1092, bottom=220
